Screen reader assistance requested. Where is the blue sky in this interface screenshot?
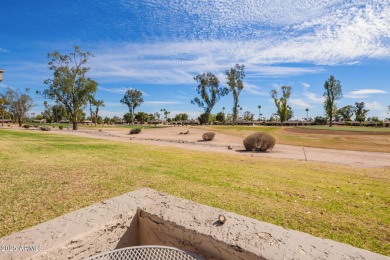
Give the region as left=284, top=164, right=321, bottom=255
left=1, top=0, right=389, bottom=120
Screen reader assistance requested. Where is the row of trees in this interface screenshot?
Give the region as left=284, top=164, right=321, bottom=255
left=1, top=47, right=389, bottom=129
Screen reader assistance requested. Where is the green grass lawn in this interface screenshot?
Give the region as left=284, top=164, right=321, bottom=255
left=0, top=129, right=389, bottom=255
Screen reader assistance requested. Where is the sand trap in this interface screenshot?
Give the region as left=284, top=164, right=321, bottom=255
left=37, top=125, right=390, bottom=169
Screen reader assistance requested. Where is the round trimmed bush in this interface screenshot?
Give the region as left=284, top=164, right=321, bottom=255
left=23, top=124, right=30, bottom=129
left=243, top=132, right=276, bottom=152
left=130, top=128, right=142, bottom=134
left=58, top=125, right=64, bottom=130
left=202, top=132, right=215, bottom=141
left=39, top=126, right=51, bottom=131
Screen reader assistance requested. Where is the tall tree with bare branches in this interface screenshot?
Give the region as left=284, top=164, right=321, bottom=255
left=323, top=75, right=342, bottom=127
left=226, top=64, right=245, bottom=125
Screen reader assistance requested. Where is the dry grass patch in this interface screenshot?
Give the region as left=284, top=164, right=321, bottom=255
left=201, top=125, right=390, bottom=152
left=0, top=129, right=389, bottom=255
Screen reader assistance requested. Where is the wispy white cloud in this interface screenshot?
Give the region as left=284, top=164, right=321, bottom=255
left=349, top=89, right=387, bottom=95
left=244, top=83, right=266, bottom=96
left=100, top=87, right=129, bottom=95
left=87, top=0, right=390, bottom=86
left=302, top=82, right=310, bottom=88
left=144, top=101, right=184, bottom=105
left=303, top=92, right=324, bottom=103
left=89, top=41, right=326, bottom=85
left=100, top=86, right=149, bottom=96
left=290, top=98, right=313, bottom=108
left=344, top=94, right=369, bottom=99
left=365, top=101, right=385, bottom=110
left=103, top=102, right=123, bottom=107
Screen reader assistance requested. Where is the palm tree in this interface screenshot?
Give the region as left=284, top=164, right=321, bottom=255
left=305, top=108, right=309, bottom=120
left=88, top=94, right=96, bottom=126
left=160, top=108, right=165, bottom=120
left=94, top=100, right=105, bottom=126
left=257, top=105, right=262, bottom=120
left=222, top=106, right=225, bottom=116
left=160, top=108, right=170, bottom=121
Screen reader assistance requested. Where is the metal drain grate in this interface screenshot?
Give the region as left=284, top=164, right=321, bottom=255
left=87, top=245, right=198, bottom=260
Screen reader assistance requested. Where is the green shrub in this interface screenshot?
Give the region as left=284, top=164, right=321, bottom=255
left=130, top=128, right=142, bottom=134
left=243, top=132, right=276, bottom=152
left=314, top=116, right=327, bottom=125
left=39, top=126, right=51, bottom=131
left=202, top=132, right=215, bottom=141
left=58, top=125, right=64, bottom=130
left=23, top=124, right=30, bottom=129
left=34, top=125, right=39, bottom=128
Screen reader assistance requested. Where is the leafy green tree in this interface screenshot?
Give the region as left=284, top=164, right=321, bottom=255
left=123, top=112, right=133, bottom=124
left=103, top=116, right=111, bottom=125
left=148, top=113, right=155, bottom=120
left=191, top=73, right=229, bottom=124
left=270, top=86, right=292, bottom=125
left=243, top=111, right=254, bottom=121
left=0, top=95, right=9, bottom=126
left=226, top=64, right=245, bottom=124
left=42, top=101, right=52, bottom=123
left=111, top=116, right=121, bottom=124
left=354, top=102, right=369, bottom=122
left=174, top=113, right=189, bottom=121
left=286, top=105, right=294, bottom=121
left=216, top=112, right=225, bottom=122
left=120, top=89, right=143, bottom=125
left=96, top=116, right=103, bottom=125
left=198, top=113, right=210, bottom=125
left=40, top=46, right=98, bottom=130
left=135, top=111, right=149, bottom=124
left=209, top=114, right=216, bottom=123
left=368, top=116, right=380, bottom=122
left=52, top=103, right=67, bottom=123
left=314, top=116, right=327, bottom=125
left=337, top=105, right=354, bottom=121
left=323, top=75, right=342, bottom=127
left=1, top=87, right=33, bottom=127
left=78, top=110, right=86, bottom=122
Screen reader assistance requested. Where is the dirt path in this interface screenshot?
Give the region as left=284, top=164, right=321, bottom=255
left=35, top=126, right=390, bottom=169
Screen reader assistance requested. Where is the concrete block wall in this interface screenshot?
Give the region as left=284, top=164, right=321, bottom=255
left=0, top=188, right=388, bottom=259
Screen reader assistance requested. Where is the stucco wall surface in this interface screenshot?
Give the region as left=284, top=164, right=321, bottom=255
left=0, top=188, right=388, bottom=260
